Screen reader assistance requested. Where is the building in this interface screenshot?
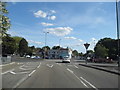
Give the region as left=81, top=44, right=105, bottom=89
left=48, top=48, right=72, bottom=59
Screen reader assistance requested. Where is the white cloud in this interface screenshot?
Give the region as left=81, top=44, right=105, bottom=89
left=34, top=10, right=56, bottom=20
left=64, top=36, right=77, bottom=40
left=50, top=10, right=56, bottom=14
left=48, top=16, right=56, bottom=20
left=44, top=27, right=73, bottom=36
left=41, top=22, right=54, bottom=26
left=91, top=38, right=96, bottom=41
left=27, top=40, right=43, bottom=45
left=34, top=10, right=47, bottom=18
left=78, top=39, right=83, bottom=42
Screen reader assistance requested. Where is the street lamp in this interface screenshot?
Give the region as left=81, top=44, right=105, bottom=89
left=43, top=32, right=49, bottom=59
left=59, top=39, right=61, bottom=47
left=84, top=43, right=90, bottom=64
left=116, top=0, right=120, bottom=67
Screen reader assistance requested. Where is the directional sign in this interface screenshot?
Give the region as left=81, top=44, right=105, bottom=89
left=84, top=43, right=90, bottom=50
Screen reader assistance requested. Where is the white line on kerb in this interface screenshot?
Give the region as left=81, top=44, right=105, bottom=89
left=29, top=70, right=36, bottom=76
left=80, top=77, right=98, bottom=90
left=74, top=65, right=79, bottom=69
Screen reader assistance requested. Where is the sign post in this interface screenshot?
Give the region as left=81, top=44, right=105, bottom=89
left=84, top=43, right=90, bottom=64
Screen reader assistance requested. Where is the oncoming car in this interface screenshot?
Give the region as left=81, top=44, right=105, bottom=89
left=62, top=56, right=70, bottom=63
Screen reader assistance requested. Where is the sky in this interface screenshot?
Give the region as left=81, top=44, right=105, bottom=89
left=6, top=2, right=119, bottom=53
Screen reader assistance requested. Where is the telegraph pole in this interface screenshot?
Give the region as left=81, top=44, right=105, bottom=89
left=116, top=0, right=120, bottom=67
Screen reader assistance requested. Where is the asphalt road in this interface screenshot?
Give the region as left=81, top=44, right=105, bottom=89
left=1, top=58, right=119, bottom=89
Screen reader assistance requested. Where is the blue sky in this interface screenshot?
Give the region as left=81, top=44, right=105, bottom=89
left=7, top=2, right=118, bottom=53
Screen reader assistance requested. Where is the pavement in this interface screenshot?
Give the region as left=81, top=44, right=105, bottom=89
left=0, top=58, right=119, bottom=89
left=78, top=62, right=120, bottom=75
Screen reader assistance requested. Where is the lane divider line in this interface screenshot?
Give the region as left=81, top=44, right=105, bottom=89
left=13, top=75, right=28, bottom=88
left=66, top=68, right=88, bottom=88
left=80, top=80, right=89, bottom=88
left=80, top=77, right=98, bottom=90
left=28, top=70, right=36, bottom=76
left=67, top=65, right=73, bottom=67
left=74, top=65, right=79, bottom=69
left=37, top=62, right=41, bottom=68
left=67, top=68, right=74, bottom=73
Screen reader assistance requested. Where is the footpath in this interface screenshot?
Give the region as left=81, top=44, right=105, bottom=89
left=79, top=62, right=120, bottom=75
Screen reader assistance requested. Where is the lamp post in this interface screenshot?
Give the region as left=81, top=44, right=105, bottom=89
left=59, top=39, right=61, bottom=47
left=116, top=0, right=120, bottom=67
left=84, top=43, right=90, bottom=64
left=43, top=32, right=49, bottom=59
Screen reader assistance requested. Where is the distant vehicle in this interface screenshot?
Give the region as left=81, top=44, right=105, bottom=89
left=26, top=55, right=30, bottom=58
left=62, top=56, right=70, bottom=63
left=31, top=56, right=40, bottom=59
left=31, top=56, right=36, bottom=59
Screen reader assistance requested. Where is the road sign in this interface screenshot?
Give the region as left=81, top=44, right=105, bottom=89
left=84, top=43, right=90, bottom=50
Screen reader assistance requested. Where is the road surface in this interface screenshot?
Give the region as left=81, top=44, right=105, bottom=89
left=1, top=58, right=119, bottom=89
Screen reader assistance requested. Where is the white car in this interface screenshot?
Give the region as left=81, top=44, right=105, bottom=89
left=31, top=56, right=36, bottom=59
left=62, top=56, right=70, bottom=63
left=26, top=55, right=30, bottom=58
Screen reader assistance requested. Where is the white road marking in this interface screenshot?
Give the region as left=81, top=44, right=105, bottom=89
left=67, top=68, right=74, bottom=73
left=19, top=65, right=33, bottom=70
left=80, top=77, right=98, bottom=90
left=17, top=72, right=29, bottom=74
left=10, top=71, right=16, bottom=75
left=74, top=65, right=79, bottom=69
left=0, top=62, right=15, bottom=67
left=37, top=62, right=41, bottom=68
left=47, top=64, right=53, bottom=68
left=67, top=65, right=73, bottom=67
left=56, top=63, right=61, bottom=66
left=13, top=75, right=28, bottom=88
left=17, top=63, right=23, bottom=65
left=66, top=68, right=88, bottom=88
left=1, top=69, right=14, bottom=75
left=80, top=80, right=89, bottom=88
left=28, top=70, right=36, bottom=76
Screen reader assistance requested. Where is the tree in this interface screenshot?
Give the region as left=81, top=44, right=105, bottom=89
left=26, top=46, right=36, bottom=56
left=52, top=46, right=60, bottom=50
left=94, top=44, right=108, bottom=58
left=12, top=36, right=22, bottom=54
left=18, top=38, right=28, bottom=57
left=78, top=52, right=84, bottom=56
left=42, top=46, right=50, bottom=51
left=94, top=38, right=119, bottom=60
left=0, top=2, right=11, bottom=36
left=2, top=35, right=16, bottom=55
left=72, top=50, right=79, bottom=57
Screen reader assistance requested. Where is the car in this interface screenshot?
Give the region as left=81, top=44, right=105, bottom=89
left=62, top=56, right=70, bottom=63
left=31, top=56, right=36, bottom=59
left=26, top=55, right=30, bottom=58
